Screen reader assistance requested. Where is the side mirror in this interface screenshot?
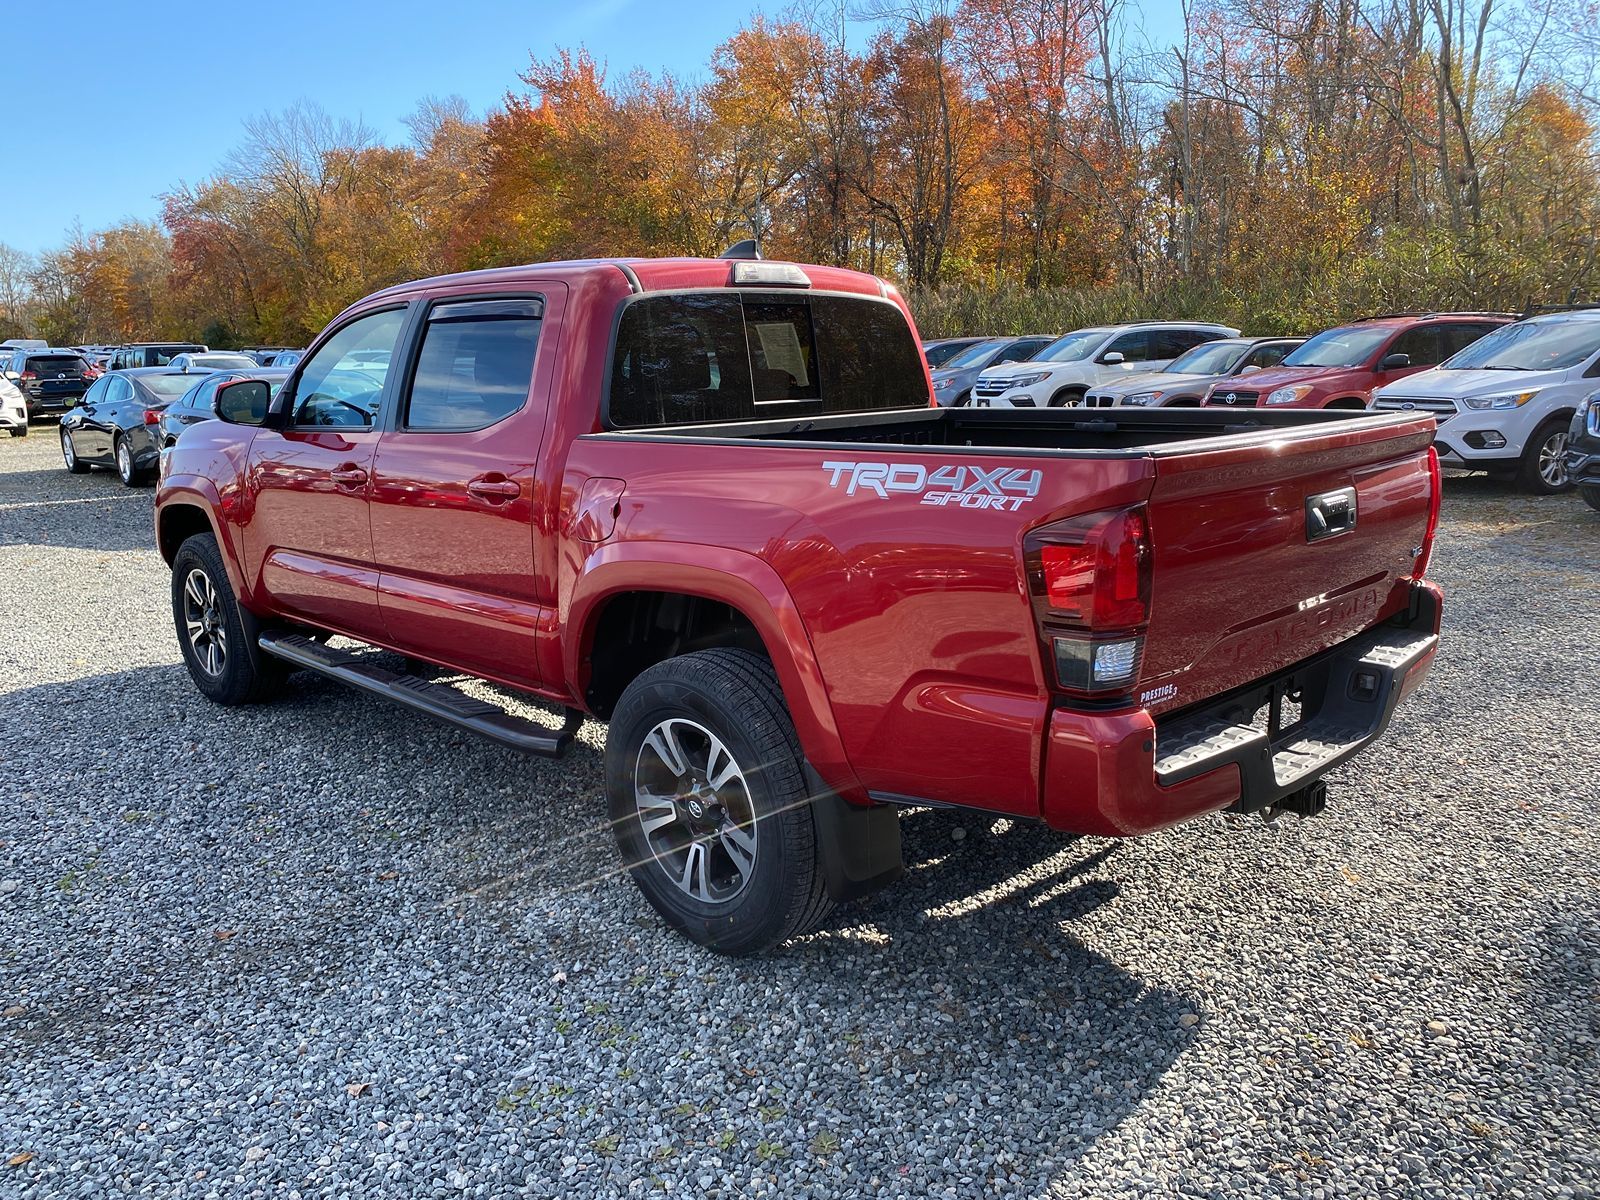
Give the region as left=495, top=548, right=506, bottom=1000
left=1238, top=364, right=1261, bottom=375
left=1101, top=351, right=1126, bottom=365
left=215, top=379, right=272, bottom=426
left=1380, top=352, right=1411, bottom=370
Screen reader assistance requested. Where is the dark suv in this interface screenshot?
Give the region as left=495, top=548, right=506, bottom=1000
left=1567, top=390, right=1600, bottom=512
left=108, top=343, right=207, bottom=370
left=3, top=348, right=92, bottom=418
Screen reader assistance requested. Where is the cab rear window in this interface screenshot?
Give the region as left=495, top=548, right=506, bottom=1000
left=607, top=292, right=927, bottom=428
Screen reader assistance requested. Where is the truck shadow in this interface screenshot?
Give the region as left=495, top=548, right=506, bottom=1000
left=4, top=661, right=1193, bottom=1189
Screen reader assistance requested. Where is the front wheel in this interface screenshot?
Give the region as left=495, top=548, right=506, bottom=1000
left=1517, top=418, right=1572, bottom=494
left=606, top=649, right=833, bottom=955
left=170, top=533, right=288, bottom=705
left=61, top=428, right=89, bottom=473
left=1581, top=484, right=1600, bottom=513
left=1047, top=387, right=1085, bottom=408
left=7, top=425, right=24, bottom=438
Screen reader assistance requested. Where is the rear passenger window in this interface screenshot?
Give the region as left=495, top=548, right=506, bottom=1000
left=404, top=299, right=542, bottom=431
left=608, top=292, right=925, bottom=428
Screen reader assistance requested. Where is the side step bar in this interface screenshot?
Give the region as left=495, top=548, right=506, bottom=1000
left=258, top=631, right=583, bottom=758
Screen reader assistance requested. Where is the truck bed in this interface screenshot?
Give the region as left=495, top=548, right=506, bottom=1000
left=589, top=403, right=1426, bottom=455
left=572, top=404, right=1437, bottom=821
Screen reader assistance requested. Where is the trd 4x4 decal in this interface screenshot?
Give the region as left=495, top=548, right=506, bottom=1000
left=821, top=460, right=1042, bottom=510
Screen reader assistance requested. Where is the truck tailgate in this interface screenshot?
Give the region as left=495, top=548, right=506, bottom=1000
left=1137, top=416, right=1437, bottom=716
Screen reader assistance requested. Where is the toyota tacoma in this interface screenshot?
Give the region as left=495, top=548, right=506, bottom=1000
left=155, top=254, right=1444, bottom=954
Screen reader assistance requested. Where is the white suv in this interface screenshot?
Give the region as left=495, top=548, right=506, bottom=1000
left=970, top=321, right=1239, bottom=408
left=0, top=374, right=26, bottom=438
left=1371, top=309, right=1600, bottom=494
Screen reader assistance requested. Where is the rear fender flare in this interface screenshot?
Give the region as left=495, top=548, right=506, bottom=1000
left=565, top=542, right=863, bottom=801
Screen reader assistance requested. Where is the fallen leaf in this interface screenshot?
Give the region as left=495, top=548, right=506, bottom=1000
left=1338, top=865, right=1361, bottom=885
left=7, top=1153, right=34, bottom=1167
left=346, top=1082, right=371, bottom=1098
left=377, top=871, right=398, bottom=882
left=213, top=929, right=238, bottom=941
left=2, top=1006, right=24, bottom=1019
left=549, top=971, right=567, bottom=985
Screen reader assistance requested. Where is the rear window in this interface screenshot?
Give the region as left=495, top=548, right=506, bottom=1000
left=27, top=355, right=85, bottom=373
left=608, top=292, right=926, bottom=429
left=138, top=375, right=204, bottom=399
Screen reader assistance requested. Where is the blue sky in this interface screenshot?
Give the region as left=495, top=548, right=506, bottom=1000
left=0, top=0, right=1184, bottom=256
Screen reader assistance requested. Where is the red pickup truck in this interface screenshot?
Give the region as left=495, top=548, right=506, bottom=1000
left=155, top=255, right=1443, bottom=954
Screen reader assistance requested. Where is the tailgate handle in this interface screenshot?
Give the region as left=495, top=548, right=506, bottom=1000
left=1305, top=487, right=1357, bottom=542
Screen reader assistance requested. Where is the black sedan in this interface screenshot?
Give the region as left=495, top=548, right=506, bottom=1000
left=60, top=368, right=206, bottom=486
left=157, top=367, right=290, bottom=448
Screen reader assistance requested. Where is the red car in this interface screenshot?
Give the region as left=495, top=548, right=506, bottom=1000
left=155, top=255, right=1443, bottom=954
left=1202, top=312, right=1513, bottom=410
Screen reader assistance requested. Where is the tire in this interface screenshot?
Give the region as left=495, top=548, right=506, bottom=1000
left=8, top=425, right=24, bottom=438
left=606, top=648, right=833, bottom=955
left=170, top=533, right=288, bottom=705
left=114, top=435, right=144, bottom=487
left=1047, top=387, right=1085, bottom=408
left=61, top=428, right=88, bottom=473
left=1516, top=418, right=1573, bottom=495
left=1581, top=484, right=1600, bottom=513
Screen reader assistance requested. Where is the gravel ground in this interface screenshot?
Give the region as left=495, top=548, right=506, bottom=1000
left=1, top=427, right=1596, bottom=1199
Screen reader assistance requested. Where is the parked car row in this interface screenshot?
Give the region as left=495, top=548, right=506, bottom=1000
left=925, top=304, right=1600, bottom=495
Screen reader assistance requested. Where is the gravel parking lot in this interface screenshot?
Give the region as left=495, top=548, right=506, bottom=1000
left=1, top=427, right=1596, bottom=1199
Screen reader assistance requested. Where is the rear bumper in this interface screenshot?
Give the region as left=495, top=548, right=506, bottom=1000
left=1040, top=580, right=1442, bottom=835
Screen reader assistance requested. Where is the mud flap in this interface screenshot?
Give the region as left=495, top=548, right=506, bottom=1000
left=807, top=769, right=904, bottom=903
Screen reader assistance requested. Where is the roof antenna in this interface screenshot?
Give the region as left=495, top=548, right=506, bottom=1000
left=720, top=239, right=761, bottom=261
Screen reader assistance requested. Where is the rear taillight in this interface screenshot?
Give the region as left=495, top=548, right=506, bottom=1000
left=142, top=408, right=161, bottom=425
left=19, top=371, right=35, bottom=381
left=82, top=365, right=101, bottom=380
left=1024, top=505, right=1153, bottom=698
left=1415, top=446, right=1441, bottom=578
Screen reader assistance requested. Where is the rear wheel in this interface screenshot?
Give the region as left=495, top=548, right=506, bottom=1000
left=1516, top=418, right=1572, bottom=495
left=606, top=648, right=833, bottom=955
left=61, top=428, right=88, bottom=473
left=1047, top=387, right=1085, bottom=408
left=171, top=533, right=288, bottom=705
left=114, top=435, right=144, bottom=487
left=1580, top=484, right=1600, bottom=513
left=7, top=425, right=24, bottom=438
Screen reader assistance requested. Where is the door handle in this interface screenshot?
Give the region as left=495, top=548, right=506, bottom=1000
left=330, top=465, right=369, bottom=489
left=466, top=476, right=520, bottom=503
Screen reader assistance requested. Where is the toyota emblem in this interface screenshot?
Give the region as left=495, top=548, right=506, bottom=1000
left=1223, top=392, right=1237, bottom=404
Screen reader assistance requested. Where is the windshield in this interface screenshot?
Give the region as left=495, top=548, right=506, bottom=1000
left=1441, top=318, right=1600, bottom=371
left=1166, top=341, right=1246, bottom=375
left=941, top=339, right=1006, bottom=371
left=137, top=375, right=202, bottom=399
left=1035, top=330, right=1107, bottom=363
left=1282, top=327, right=1391, bottom=368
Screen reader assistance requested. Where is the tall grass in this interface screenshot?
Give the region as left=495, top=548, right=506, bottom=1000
left=907, top=236, right=1580, bottom=337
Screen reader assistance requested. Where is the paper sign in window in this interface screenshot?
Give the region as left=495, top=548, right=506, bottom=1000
left=753, top=322, right=810, bottom=387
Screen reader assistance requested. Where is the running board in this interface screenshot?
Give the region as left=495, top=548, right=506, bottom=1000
left=258, top=631, right=582, bottom=758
